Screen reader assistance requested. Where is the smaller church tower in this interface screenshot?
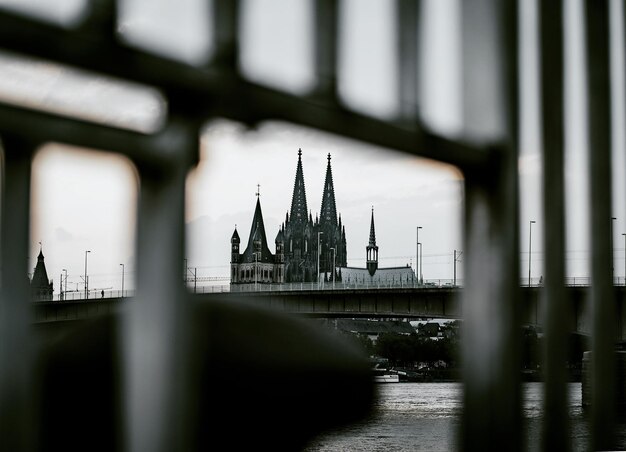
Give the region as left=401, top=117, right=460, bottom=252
left=230, top=227, right=240, bottom=283
left=31, top=244, right=53, bottom=301
left=275, top=226, right=285, bottom=283
left=366, top=208, right=379, bottom=277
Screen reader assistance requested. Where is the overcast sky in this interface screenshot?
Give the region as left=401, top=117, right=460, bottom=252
left=1, top=0, right=625, bottom=296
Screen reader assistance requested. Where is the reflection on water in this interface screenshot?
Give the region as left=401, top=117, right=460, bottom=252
left=304, top=382, right=603, bottom=452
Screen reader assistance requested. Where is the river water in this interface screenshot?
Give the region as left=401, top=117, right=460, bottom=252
left=303, top=382, right=598, bottom=451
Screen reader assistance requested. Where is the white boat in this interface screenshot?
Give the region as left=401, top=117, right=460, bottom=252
left=372, top=369, right=400, bottom=383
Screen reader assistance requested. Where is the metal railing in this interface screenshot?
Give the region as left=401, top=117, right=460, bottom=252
left=0, top=1, right=620, bottom=451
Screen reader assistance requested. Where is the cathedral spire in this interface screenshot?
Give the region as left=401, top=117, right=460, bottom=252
left=320, top=153, right=338, bottom=227
left=369, top=207, right=376, bottom=246
left=367, top=207, right=378, bottom=277
left=289, top=148, right=309, bottom=227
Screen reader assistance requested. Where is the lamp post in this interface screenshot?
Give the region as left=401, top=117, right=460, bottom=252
left=84, top=250, right=91, bottom=299
left=317, top=231, right=323, bottom=289
left=611, top=217, right=617, bottom=282
left=330, top=247, right=336, bottom=290
left=528, top=221, right=536, bottom=287
left=62, top=268, right=67, bottom=297
left=120, top=263, right=125, bottom=297
left=418, top=242, right=424, bottom=284
left=454, top=250, right=463, bottom=287
left=417, top=226, right=422, bottom=285
left=622, top=233, right=626, bottom=286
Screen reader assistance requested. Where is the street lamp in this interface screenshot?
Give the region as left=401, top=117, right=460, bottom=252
left=454, top=250, right=463, bottom=287
left=62, top=268, right=67, bottom=298
left=528, top=221, right=536, bottom=287
left=622, top=233, right=626, bottom=286
left=120, top=263, right=125, bottom=297
left=611, top=217, right=617, bottom=282
left=417, top=226, right=422, bottom=285
left=317, top=231, right=323, bottom=289
left=84, top=250, right=91, bottom=299
left=330, top=247, right=336, bottom=290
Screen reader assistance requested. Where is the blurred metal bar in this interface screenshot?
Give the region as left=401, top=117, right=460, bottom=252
left=539, top=1, right=570, bottom=450
left=212, top=0, right=240, bottom=68
left=314, top=0, right=339, bottom=98
left=0, top=135, right=36, bottom=451
left=396, top=0, right=420, bottom=121
left=0, top=102, right=195, bottom=170
left=460, top=0, right=521, bottom=450
left=123, top=119, right=198, bottom=452
left=584, top=1, right=616, bottom=449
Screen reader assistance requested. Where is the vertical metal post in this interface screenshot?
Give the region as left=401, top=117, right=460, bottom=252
left=314, top=0, right=339, bottom=98
left=397, top=0, right=420, bottom=121
left=460, top=0, right=521, bottom=450
left=539, top=0, right=570, bottom=449
left=417, top=226, right=422, bottom=284
left=584, top=1, right=616, bottom=449
left=454, top=250, right=457, bottom=286
left=120, top=263, right=125, bottom=297
left=0, top=135, right=36, bottom=451
left=419, top=241, right=423, bottom=284
left=123, top=121, right=196, bottom=452
left=528, top=223, right=532, bottom=287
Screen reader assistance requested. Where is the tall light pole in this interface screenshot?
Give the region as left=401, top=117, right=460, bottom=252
left=622, top=233, right=626, bottom=286
left=611, top=217, right=617, bottom=282
left=454, top=250, right=463, bottom=287
left=417, top=226, right=422, bottom=285
left=330, top=247, right=336, bottom=290
left=317, top=231, right=323, bottom=289
left=120, top=263, right=125, bottom=297
left=528, top=221, right=535, bottom=287
left=84, top=250, right=91, bottom=299
left=419, top=242, right=424, bottom=284
left=62, top=268, right=67, bottom=297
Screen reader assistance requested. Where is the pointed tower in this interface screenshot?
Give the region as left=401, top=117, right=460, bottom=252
left=283, top=149, right=316, bottom=283
left=320, top=153, right=338, bottom=228
left=31, top=245, right=53, bottom=301
left=366, top=207, right=379, bottom=277
left=290, top=148, right=309, bottom=228
left=230, top=226, right=240, bottom=282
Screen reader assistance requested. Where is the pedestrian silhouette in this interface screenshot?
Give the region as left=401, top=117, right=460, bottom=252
left=101, top=290, right=104, bottom=298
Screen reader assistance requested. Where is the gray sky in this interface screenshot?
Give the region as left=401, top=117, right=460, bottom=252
left=1, top=0, right=626, bottom=295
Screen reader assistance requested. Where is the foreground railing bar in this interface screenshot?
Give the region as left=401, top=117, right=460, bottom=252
left=0, top=10, right=490, bottom=171
left=212, top=0, right=240, bottom=69
left=314, top=0, right=339, bottom=100
left=396, top=0, right=420, bottom=121
left=0, top=102, right=195, bottom=169
left=0, top=135, right=36, bottom=451
left=461, top=0, right=521, bottom=450
left=539, top=0, right=570, bottom=449
left=123, top=119, right=199, bottom=452
left=585, top=0, right=617, bottom=449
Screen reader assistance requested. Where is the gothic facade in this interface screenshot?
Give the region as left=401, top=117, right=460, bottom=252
left=230, top=149, right=347, bottom=285
left=282, top=150, right=347, bottom=283
left=230, top=196, right=285, bottom=285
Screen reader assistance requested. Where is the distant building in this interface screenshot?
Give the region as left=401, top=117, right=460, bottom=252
left=230, top=195, right=285, bottom=285
left=338, top=209, right=416, bottom=285
left=230, top=149, right=348, bottom=286
left=31, top=247, right=53, bottom=301
left=282, top=149, right=347, bottom=283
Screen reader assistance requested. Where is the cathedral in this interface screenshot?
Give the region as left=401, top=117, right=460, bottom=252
left=230, top=149, right=347, bottom=286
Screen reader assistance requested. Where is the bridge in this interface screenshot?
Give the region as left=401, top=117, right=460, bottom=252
left=31, top=286, right=626, bottom=339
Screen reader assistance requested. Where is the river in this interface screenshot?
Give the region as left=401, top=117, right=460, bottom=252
left=303, top=382, right=601, bottom=451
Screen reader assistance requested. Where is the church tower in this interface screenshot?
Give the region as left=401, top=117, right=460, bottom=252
left=318, top=153, right=347, bottom=281
left=31, top=245, right=53, bottom=301
left=230, top=227, right=240, bottom=282
left=283, top=149, right=316, bottom=282
left=366, top=208, right=379, bottom=277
